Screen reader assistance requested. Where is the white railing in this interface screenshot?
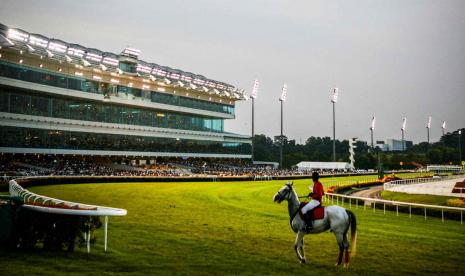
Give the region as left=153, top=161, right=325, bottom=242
left=325, top=192, right=465, bottom=224
left=384, top=174, right=465, bottom=190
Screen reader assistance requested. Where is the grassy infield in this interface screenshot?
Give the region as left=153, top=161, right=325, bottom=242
left=1, top=173, right=464, bottom=275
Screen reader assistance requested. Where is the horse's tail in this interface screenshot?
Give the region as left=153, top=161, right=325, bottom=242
left=346, top=209, right=357, bottom=257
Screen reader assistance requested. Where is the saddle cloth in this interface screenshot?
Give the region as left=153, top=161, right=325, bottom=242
left=299, top=202, right=325, bottom=222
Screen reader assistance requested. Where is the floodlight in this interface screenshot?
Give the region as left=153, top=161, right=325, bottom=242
left=68, top=47, right=85, bottom=58
left=136, top=64, right=152, bottom=74
left=331, top=88, right=339, bottom=103
left=202, top=86, right=209, bottom=92
left=100, top=64, right=107, bottom=71
left=7, top=29, right=29, bottom=42
left=122, top=47, right=141, bottom=58
left=189, top=83, right=197, bottom=90
left=279, top=83, right=287, bottom=102
left=102, top=57, right=119, bottom=66
left=163, top=78, right=171, bottom=84
left=250, top=79, right=259, bottom=99
left=401, top=117, right=407, bottom=131
left=370, top=116, right=376, bottom=130
left=86, top=52, right=102, bottom=62
left=427, top=116, right=432, bottom=129
left=149, top=75, right=156, bottom=81
left=442, top=121, right=446, bottom=130
left=28, top=35, right=48, bottom=48
left=177, top=80, right=185, bottom=87
left=64, top=55, right=73, bottom=62
left=48, top=41, right=67, bottom=53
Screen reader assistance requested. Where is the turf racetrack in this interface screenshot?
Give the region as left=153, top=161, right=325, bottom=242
left=1, top=178, right=464, bottom=275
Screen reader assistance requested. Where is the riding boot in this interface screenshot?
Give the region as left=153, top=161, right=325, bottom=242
left=303, top=212, right=313, bottom=230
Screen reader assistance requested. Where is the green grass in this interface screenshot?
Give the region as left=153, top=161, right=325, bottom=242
left=380, top=190, right=458, bottom=206
left=1, top=173, right=463, bottom=275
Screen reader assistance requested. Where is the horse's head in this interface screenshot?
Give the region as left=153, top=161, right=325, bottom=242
left=273, top=181, right=294, bottom=203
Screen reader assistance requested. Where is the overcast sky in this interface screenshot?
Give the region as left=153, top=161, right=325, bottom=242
left=1, top=0, right=464, bottom=144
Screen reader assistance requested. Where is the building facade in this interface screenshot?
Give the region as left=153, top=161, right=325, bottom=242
left=0, top=23, right=251, bottom=158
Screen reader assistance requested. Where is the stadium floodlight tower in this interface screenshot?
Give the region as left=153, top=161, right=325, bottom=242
left=426, top=116, right=432, bottom=144
left=441, top=121, right=446, bottom=136
left=279, top=83, right=288, bottom=169
left=250, top=79, right=260, bottom=163
left=370, top=116, right=376, bottom=151
left=401, top=117, right=407, bottom=151
left=331, top=88, right=339, bottom=162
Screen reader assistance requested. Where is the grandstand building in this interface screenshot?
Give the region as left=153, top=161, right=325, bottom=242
left=0, top=23, right=251, bottom=159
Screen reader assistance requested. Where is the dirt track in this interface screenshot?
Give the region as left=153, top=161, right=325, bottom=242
left=350, top=185, right=384, bottom=199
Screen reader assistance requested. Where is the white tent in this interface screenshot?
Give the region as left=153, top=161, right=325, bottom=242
left=295, top=161, right=354, bottom=171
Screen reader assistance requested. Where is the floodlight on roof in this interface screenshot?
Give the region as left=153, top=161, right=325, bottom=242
left=427, top=116, right=431, bottom=129
left=29, top=35, right=48, bottom=48
left=117, top=68, right=123, bottom=75
left=177, top=81, right=185, bottom=87
left=86, top=52, right=102, bottom=62
left=213, top=89, right=220, bottom=95
left=223, top=90, right=231, bottom=97
left=100, top=64, right=107, bottom=71
left=149, top=75, right=156, bottom=81
left=102, top=57, right=119, bottom=66
left=68, top=47, right=85, bottom=58
left=45, top=49, right=54, bottom=58
left=26, top=44, right=35, bottom=52
left=122, top=47, right=141, bottom=58
left=181, top=75, right=192, bottom=82
left=163, top=78, right=171, bottom=85
left=189, top=83, right=197, bottom=90
left=48, top=41, right=67, bottom=53
left=7, top=29, right=29, bottom=42
left=169, top=73, right=180, bottom=80
left=64, top=54, right=72, bottom=62
left=136, top=64, right=152, bottom=74
left=193, top=78, right=206, bottom=85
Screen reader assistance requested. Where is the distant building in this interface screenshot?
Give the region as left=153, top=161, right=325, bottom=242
left=376, top=139, right=412, bottom=152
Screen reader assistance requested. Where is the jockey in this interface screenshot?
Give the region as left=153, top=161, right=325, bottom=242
left=301, top=171, right=324, bottom=228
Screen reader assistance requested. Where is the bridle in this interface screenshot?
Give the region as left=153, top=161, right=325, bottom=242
left=276, top=184, right=292, bottom=202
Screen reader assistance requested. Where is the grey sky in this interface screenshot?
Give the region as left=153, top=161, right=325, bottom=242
left=1, top=0, right=464, bottom=144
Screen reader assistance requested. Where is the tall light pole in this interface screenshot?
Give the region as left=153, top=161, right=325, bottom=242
left=401, top=117, right=407, bottom=151
left=459, top=130, right=462, bottom=165
left=370, top=116, right=376, bottom=151
left=279, top=83, right=287, bottom=169
left=331, top=88, right=339, bottom=162
left=250, top=79, right=259, bottom=163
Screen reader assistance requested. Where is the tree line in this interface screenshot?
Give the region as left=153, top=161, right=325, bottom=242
left=253, top=128, right=464, bottom=170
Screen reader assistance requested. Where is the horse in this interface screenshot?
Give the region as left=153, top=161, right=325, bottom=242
left=273, top=182, right=357, bottom=267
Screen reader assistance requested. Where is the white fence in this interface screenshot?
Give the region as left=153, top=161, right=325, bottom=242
left=325, top=192, right=465, bottom=224
left=384, top=175, right=465, bottom=190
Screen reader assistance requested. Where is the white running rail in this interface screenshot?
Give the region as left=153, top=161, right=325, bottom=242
left=325, top=192, right=465, bottom=224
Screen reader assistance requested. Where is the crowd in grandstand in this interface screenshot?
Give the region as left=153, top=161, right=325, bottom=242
left=0, top=154, right=354, bottom=180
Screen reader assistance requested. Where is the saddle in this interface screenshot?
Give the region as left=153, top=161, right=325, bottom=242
left=299, top=202, right=325, bottom=225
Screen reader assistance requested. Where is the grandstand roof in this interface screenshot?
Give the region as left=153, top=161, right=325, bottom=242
left=295, top=161, right=354, bottom=170
left=0, top=23, right=246, bottom=101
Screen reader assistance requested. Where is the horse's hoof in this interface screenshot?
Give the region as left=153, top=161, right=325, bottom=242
left=300, top=259, right=306, bottom=264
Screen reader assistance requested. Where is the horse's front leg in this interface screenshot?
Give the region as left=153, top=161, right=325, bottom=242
left=294, top=231, right=306, bottom=263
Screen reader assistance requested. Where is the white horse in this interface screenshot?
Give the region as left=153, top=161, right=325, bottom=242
left=273, top=182, right=357, bottom=267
